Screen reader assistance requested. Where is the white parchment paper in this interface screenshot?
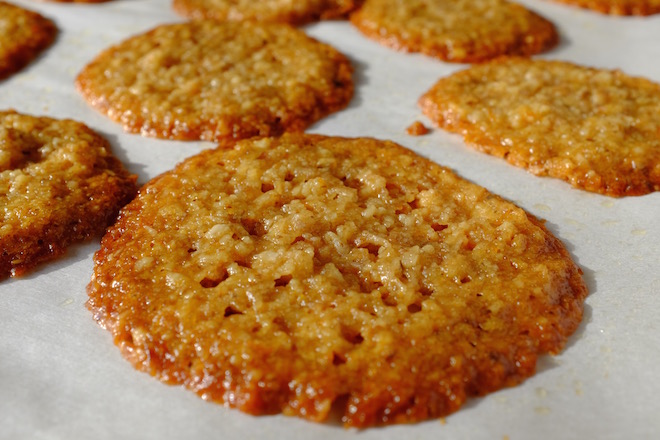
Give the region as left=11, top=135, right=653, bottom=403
left=1, top=1, right=659, bottom=438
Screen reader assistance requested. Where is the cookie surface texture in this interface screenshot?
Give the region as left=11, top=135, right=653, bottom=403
left=0, top=1, right=57, bottom=80
left=76, top=21, right=353, bottom=142
left=549, top=0, right=660, bottom=15
left=173, top=0, right=360, bottom=24
left=349, top=0, right=558, bottom=62
left=420, top=58, right=660, bottom=197
left=0, top=111, right=137, bottom=278
left=87, top=133, right=587, bottom=427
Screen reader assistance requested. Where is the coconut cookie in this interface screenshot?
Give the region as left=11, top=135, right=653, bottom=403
left=0, top=111, right=137, bottom=279
left=87, top=133, right=587, bottom=427
left=549, top=0, right=660, bottom=15
left=349, top=0, right=558, bottom=63
left=76, top=21, right=353, bottom=142
left=173, top=0, right=360, bottom=24
left=419, top=58, right=660, bottom=197
left=0, top=1, right=57, bottom=80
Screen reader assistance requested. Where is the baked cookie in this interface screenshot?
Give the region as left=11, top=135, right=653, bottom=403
left=549, top=0, right=660, bottom=15
left=349, top=0, right=558, bottom=63
left=0, top=1, right=57, bottom=80
left=0, top=110, right=137, bottom=279
left=173, top=0, right=360, bottom=24
left=419, top=58, right=660, bottom=197
left=87, top=133, right=587, bottom=427
left=76, top=21, right=353, bottom=142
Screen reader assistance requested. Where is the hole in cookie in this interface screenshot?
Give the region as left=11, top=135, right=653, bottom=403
left=432, top=223, right=448, bottom=232
left=274, top=274, right=292, bottom=287
left=235, top=257, right=251, bottom=268
left=273, top=316, right=290, bottom=333
left=341, top=326, right=364, bottom=345
left=332, top=352, right=347, bottom=366
left=341, top=176, right=360, bottom=190
left=408, top=199, right=420, bottom=210
left=200, top=270, right=228, bottom=288
left=284, top=171, right=294, bottom=182
left=381, top=292, right=398, bottom=307
left=407, top=303, right=422, bottom=314
left=261, top=182, right=274, bottom=192
left=460, top=276, right=472, bottom=284
left=358, top=277, right=382, bottom=292
left=241, top=218, right=265, bottom=236
left=386, top=182, right=403, bottom=198
left=360, top=243, right=380, bottom=257
left=293, top=236, right=305, bottom=244
left=420, top=285, right=433, bottom=297
left=187, top=247, right=197, bottom=253
left=224, top=305, right=243, bottom=317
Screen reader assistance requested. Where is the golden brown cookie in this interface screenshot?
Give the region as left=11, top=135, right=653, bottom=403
left=0, top=1, right=57, bottom=80
left=419, top=58, right=660, bottom=197
left=173, top=0, right=360, bottom=24
left=549, top=0, right=660, bottom=15
left=349, top=0, right=558, bottom=63
left=0, top=110, right=137, bottom=279
left=76, top=21, right=353, bottom=142
left=87, top=133, right=587, bottom=427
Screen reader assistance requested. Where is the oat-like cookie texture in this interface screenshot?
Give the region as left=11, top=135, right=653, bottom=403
left=419, top=58, right=660, bottom=197
left=0, top=1, right=57, bottom=80
left=173, top=0, right=360, bottom=24
left=0, top=110, right=137, bottom=279
left=76, top=21, right=353, bottom=142
left=87, top=133, right=587, bottom=427
left=349, top=0, right=558, bottom=63
left=549, top=0, right=660, bottom=15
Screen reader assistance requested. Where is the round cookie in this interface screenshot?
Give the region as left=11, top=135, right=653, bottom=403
left=349, top=0, right=558, bottom=63
left=76, top=21, right=353, bottom=142
left=549, top=0, right=660, bottom=15
left=87, top=133, right=587, bottom=427
left=419, top=58, right=660, bottom=197
left=173, top=0, right=360, bottom=24
left=0, top=110, right=137, bottom=279
left=0, top=1, right=57, bottom=80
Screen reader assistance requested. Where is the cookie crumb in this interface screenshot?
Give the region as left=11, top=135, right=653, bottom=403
left=406, top=120, right=430, bottom=136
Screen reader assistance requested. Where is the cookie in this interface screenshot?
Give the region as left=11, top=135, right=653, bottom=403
left=76, top=21, right=353, bottom=142
left=173, top=0, right=360, bottom=24
left=0, top=110, right=137, bottom=279
left=419, top=58, right=660, bottom=197
left=0, top=1, right=57, bottom=80
left=87, top=133, right=587, bottom=427
left=349, top=0, right=558, bottom=63
left=549, top=0, right=660, bottom=15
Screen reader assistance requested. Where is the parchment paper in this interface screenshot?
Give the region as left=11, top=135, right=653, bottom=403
left=1, top=1, right=659, bottom=438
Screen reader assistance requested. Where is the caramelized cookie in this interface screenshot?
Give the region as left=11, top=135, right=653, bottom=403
left=76, top=21, right=353, bottom=142
left=420, top=58, right=660, bottom=196
left=0, top=110, right=137, bottom=278
left=88, top=133, right=587, bottom=427
left=350, top=0, right=557, bottom=63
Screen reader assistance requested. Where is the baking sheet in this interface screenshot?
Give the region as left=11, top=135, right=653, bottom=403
left=1, top=1, right=659, bottom=438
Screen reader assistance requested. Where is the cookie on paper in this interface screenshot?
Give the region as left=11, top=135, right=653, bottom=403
left=0, top=1, right=57, bottom=80
left=419, top=58, right=660, bottom=197
left=350, top=0, right=558, bottom=63
left=173, top=0, right=360, bottom=24
left=76, top=21, right=353, bottom=142
left=0, top=110, right=137, bottom=279
left=87, top=133, right=587, bottom=427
